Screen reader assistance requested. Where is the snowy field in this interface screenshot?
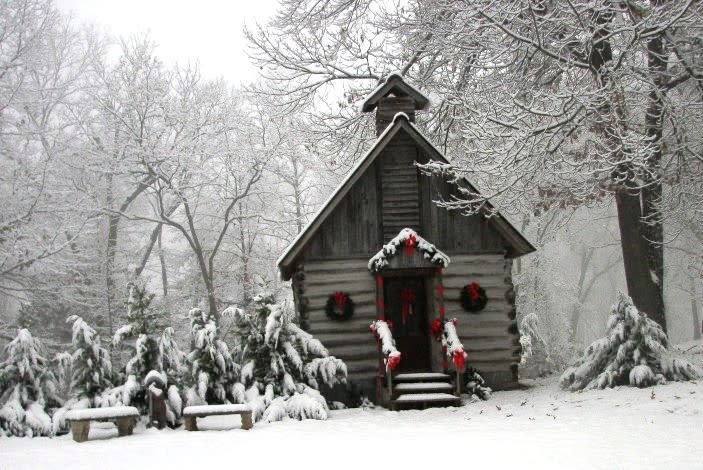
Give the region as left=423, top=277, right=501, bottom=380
left=3, top=365, right=702, bottom=470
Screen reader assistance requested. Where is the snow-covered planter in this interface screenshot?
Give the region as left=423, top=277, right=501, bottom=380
left=560, top=293, right=701, bottom=391
left=229, top=293, right=347, bottom=422
left=370, top=320, right=401, bottom=371
left=368, top=228, right=450, bottom=273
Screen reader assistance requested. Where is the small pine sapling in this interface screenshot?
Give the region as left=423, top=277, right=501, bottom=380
left=67, top=315, right=113, bottom=403
left=113, top=282, right=165, bottom=412
left=229, top=293, right=347, bottom=422
left=561, top=293, right=701, bottom=391
left=186, top=307, right=239, bottom=405
left=0, top=329, right=62, bottom=436
left=518, top=312, right=554, bottom=378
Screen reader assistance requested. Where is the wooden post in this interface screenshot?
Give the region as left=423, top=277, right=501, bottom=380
left=241, top=412, right=253, bottom=430
left=116, top=417, right=135, bottom=436
left=70, top=421, right=90, bottom=443
left=184, top=416, right=198, bottom=431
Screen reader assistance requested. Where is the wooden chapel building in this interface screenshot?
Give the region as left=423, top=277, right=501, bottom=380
left=277, top=73, right=535, bottom=402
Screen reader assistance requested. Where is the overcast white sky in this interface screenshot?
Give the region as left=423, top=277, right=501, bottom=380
left=56, top=0, right=278, bottom=84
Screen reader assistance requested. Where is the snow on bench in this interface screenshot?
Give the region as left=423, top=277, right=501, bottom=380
left=182, top=404, right=253, bottom=431
left=65, top=406, right=139, bottom=443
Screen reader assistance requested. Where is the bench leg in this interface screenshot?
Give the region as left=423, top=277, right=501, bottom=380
left=184, top=416, right=198, bottom=431
left=116, top=417, right=136, bottom=437
left=241, top=412, right=253, bottom=430
left=71, top=421, right=90, bottom=443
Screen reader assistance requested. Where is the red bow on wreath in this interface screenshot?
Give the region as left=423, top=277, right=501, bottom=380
left=400, top=288, right=416, bottom=325
left=332, top=291, right=348, bottom=310
left=467, top=283, right=482, bottom=302
left=405, top=234, right=417, bottom=256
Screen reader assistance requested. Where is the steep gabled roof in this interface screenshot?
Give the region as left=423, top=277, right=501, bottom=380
left=361, top=72, right=430, bottom=112
left=277, top=113, right=535, bottom=279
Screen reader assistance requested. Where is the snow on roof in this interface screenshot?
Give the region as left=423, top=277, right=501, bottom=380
left=65, top=406, right=139, bottom=421
left=361, top=73, right=430, bottom=112
left=277, top=114, right=535, bottom=278
left=276, top=116, right=401, bottom=269
left=368, top=228, right=450, bottom=273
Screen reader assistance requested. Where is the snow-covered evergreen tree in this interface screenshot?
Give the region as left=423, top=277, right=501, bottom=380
left=0, top=329, right=62, bottom=436
left=561, top=293, right=701, bottom=391
left=186, top=307, right=239, bottom=405
left=229, top=293, right=347, bottom=422
left=67, top=315, right=113, bottom=403
left=113, top=282, right=166, bottom=412
left=519, top=313, right=554, bottom=379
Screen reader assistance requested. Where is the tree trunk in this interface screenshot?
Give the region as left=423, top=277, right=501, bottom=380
left=642, top=10, right=667, bottom=328
left=615, top=187, right=665, bottom=327
left=157, top=225, right=168, bottom=297
left=691, top=276, right=701, bottom=341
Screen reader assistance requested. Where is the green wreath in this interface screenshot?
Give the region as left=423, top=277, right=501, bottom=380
left=325, top=292, right=354, bottom=320
left=460, top=282, right=488, bottom=313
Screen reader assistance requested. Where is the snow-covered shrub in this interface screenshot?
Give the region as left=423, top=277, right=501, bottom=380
left=519, top=312, right=554, bottom=378
left=561, top=293, right=701, bottom=390
left=67, top=315, right=113, bottom=403
left=229, top=293, right=347, bottom=422
left=464, top=368, right=491, bottom=401
left=186, top=307, right=239, bottom=405
left=0, top=329, right=62, bottom=436
left=111, top=283, right=189, bottom=419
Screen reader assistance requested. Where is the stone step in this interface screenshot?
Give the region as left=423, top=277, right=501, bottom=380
left=392, top=392, right=461, bottom=404
left=394, top=382, right=453, bottom=393
left=393, top=372, right=452, bottom=382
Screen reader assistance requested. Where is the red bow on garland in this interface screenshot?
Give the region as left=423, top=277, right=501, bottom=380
left=333, top=291, right=349, bottom=309
left=453, top=347, right=468, bottom=370
left=467, top=283, right=482, bottom=302
left=387, top=352, right=401, bottom=371
left=405, top=234, right=417, bottom=256
left=400, top=288, right=416, bottom=325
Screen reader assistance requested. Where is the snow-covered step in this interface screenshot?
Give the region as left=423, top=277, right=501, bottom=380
left=394, top=382, right=453, bottom=393
left=393, top=393, right=461, bottom=404
left=393, top=372, right=451, bottom=382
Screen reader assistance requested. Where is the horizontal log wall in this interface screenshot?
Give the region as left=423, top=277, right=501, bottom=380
left=301, top=258, right=379, bottom=383
left=298, top=253, right=519, bottom=390
left=442, top=254, right=519, bottom=385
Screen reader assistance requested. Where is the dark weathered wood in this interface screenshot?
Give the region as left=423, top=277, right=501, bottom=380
left=116, top=417, right=136, bottom=436
left=71, top=421, right=90, bottom=443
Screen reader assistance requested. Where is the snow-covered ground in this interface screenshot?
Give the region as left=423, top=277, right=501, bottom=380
left=3, top=344, right=702, bottom=470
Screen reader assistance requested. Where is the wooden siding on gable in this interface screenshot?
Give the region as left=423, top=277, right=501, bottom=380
left=302, top=160, right=382, bottom=260
left=381, top=132, right=421, bottom=239
left=301, top=128, right=509, bottom=264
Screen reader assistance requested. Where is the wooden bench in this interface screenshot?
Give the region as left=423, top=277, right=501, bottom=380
left=64, top=406, right=139, bottom=443
left=182, top=404, right=253, bottom=431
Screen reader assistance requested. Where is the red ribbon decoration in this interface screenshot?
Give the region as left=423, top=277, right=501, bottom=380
left=387, top=353, right=401, bottom=371
left=405, top=234, right=417, bottom=256
left=400, top=288, right=416, bottom=325
left=453, top=348, right=467, bottom=371
left=333, top=291, right=348, bottom=310
left=375, top=275, right=384, bottom=287
left=435, top=283, right=445, bottom=297
left=430, top=318, right=444, bottom=340
left=467, top=283, right=482, bottom=302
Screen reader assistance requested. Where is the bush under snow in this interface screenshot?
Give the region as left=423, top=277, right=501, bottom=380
left=560, top=293, right=700, bottom=391
left=0, top=329, right=62, bottom=436
left=229, top=293, right=347, bottom=422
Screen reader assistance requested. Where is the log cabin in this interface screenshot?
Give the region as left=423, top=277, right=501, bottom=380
left=277, top=73, right=535, bottom=406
